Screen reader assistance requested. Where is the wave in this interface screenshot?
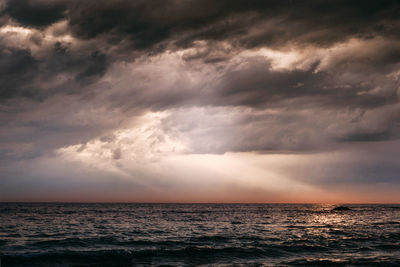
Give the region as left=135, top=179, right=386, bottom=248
left=2, top=203, right=400, bottom=266
left=1, top=246, right=285, bottom=266
left=285, top=257, right=400, bottom=266
left=4, top=247, right=400, bottom=267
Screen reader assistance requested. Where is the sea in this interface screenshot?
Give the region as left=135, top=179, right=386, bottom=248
left=0, top=203, right=399, bottom=266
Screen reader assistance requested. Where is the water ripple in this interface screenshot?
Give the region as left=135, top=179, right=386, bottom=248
left=0, top=203, right=399, bottom=266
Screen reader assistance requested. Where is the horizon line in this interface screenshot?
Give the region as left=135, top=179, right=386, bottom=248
left=1, top=201, right=400, bottom=205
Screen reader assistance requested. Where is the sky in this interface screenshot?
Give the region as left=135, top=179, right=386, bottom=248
left=0, top=0, right=400, bottom=203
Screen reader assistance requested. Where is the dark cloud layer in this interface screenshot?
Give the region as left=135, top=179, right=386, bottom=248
left=1, top=0, right=399, bottom=92
left=4, top=0, right=400, bottom=49
left=0, top=0, right=400, bottom=156
left=5, top=0, right=66, bottom=27
left=0, top=47, right=38, bottom=99
left=57, top=0, right=400, bottom=49
left=216, top=57, right=399, bottom=110
left=0, top=42, right=108, bottom=101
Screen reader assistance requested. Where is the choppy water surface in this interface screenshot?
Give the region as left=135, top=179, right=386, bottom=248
left=0, top=203, right=400, bottom=266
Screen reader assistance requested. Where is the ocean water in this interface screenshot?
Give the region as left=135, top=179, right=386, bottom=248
left=0, top=204, right=400, bottom=266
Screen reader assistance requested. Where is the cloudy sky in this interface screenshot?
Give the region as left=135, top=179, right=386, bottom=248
left=1, top=0, right=400, bottom=203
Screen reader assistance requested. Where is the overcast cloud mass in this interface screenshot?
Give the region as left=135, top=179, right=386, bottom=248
left=1, top=0, right=400, bottom=202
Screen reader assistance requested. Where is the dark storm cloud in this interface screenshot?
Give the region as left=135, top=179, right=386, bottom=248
left=0, top=42, right=109, bottom=101
left=47, top=42, right=109, bottom=84
left=0, top=0, right=400, bottom=159
left=0, top=44, right=110, bottom=160
left=4, top=0, right=399, bottom=50
left=5, top=0, right=66, bottom=27
left=1, top=0, right=399, bottom=103
left=214, top=57, right=398, bottom=110
left=64, top=0, right=400, bottom=51
left=0, top=47, right=38, bottom=99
